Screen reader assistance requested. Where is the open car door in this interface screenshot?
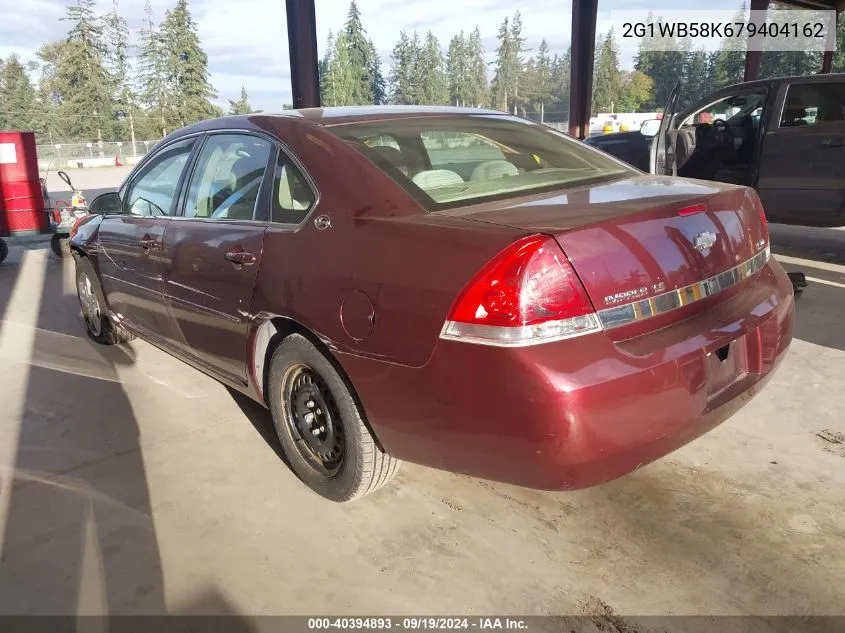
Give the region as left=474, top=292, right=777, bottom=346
left=650, top=81, right=681, bottom=175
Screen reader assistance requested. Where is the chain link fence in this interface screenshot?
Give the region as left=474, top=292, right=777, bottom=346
left=36, top=140, right=161, bottom=170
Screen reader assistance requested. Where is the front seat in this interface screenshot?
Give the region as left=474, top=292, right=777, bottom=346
left=781, top=96, right=808, bottom=126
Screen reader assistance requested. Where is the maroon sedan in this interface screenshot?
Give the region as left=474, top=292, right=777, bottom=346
left=71, top=106, right=794, bottom=502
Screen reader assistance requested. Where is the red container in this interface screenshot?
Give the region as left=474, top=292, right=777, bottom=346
left=0, top=131, right=48, bottom=236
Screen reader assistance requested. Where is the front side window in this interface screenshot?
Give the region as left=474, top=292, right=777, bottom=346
left=183, top=134, right=273, bottom=221
left=124, top=137, right=196, bottom=217
left=780, top=83, right=845, bottom=128
left=333, top=115, right=632, bottom=210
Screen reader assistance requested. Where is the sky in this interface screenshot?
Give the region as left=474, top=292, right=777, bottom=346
left=0, top=0, right=744, bottom=113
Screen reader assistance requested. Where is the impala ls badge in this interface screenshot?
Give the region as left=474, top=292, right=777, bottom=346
left=694, top=231, right=717, bottom=253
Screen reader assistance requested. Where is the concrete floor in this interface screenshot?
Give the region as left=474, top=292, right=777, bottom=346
left=0, top=223, right=843, bottom=623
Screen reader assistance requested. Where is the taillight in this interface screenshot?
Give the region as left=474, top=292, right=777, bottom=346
left=440, top=235, right=602, bottom=346
left=751, top=191, right=770, bottom=259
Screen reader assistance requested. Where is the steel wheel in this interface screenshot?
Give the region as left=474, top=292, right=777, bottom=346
left=268, top=334, right=400, bottom=501
left=281, top=363, right=345, bottom=476
left=77, top=271, right=102, bottom=338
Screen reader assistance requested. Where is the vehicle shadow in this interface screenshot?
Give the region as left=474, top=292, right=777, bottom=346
left=776, top=260, right=845, bottom=352
left=226, top=387, right=291, bottom=468
left=0, top=254, right=166, bottom=615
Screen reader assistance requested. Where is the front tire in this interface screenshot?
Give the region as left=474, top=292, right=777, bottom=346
left=75, top=257, right=134, bottom=345
left=0, top=239, right=7, bottom=265
left=268, top=334, right=400, bottom=502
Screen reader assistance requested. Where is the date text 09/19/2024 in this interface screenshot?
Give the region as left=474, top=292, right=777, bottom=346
left=307, top=618, right=529, bottom=630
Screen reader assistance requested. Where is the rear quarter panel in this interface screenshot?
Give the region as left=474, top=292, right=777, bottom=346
left=250, top=121, right=522, bottom=368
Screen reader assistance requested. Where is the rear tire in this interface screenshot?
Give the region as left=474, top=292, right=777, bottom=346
left=75, top=257, right=134, bottom=345
left=267, top=333, right=400, bottom=502
left=51, top=234, right=71, bottom=258
left=0, top=239, right=7, bottom=265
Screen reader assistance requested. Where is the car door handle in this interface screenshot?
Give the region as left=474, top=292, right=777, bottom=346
left=224, top=251, right=257, bottom=266
left=139, top=237, right=159, bottom=250
left=822, top=137, right=845, bottom=148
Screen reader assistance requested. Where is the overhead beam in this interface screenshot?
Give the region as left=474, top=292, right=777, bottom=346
left=568, top=0, right=598, bottom=139
left=744, top=0, right=771, bottom=82
left=285, top=0, right=321, bottom=109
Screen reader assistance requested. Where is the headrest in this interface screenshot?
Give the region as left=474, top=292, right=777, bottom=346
left=411, top=170, right=464, bottom=190
left=470, top=160, right=518, bottom=181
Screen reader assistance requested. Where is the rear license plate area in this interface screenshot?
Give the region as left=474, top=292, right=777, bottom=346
left=706, top=336, right=749, bottom=400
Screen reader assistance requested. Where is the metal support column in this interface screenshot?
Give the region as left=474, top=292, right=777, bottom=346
left=568, top=0, right=598, bottom=139
left=286, top=0, right=321, bottom=109
left=744, top=0, right=771, bottom=82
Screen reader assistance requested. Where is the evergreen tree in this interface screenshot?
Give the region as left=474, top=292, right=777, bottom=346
left=683, top=49, right=711, bottom=107
left=104, top=0, right=133, bottom=139
left=319, top=31, right=334, bottom=105
left=0, top=55, right=38, bottom=132
left=228, top=86, right=252, bottom=115
left=713, top=5, right=748, bottom=89
left=367, top=40, right=387, bottom=105
left=389, top=30, right=416, bottom=104
left=47, top=0, right=113, bottom=142
left=342, top=0, right=377, bottom=104
left=510, top=11, right=527, bottom=114
left=491, top=12, right=526, bottom=112
left=533, top=39, right=554, bottom=121
left=325, top=31, right=357, bottom=105
left=634, top=13, right=682, bottom=110
left=136, top=0, right=171, bottom=136
left=418, top=31, right=447, bottom=105
left=466, top=27, right=488, bottom=108
left=160, top=0, right=217, bottom=126
left=547, top=49, right=571, bottom=122
left=446, top=31, right=472, bottom=107
left=491, top=16, right=512, bottom=111
left=592, top=30, right=621, bottom=114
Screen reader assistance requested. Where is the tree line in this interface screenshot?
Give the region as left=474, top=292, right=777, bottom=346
left=0, top=0, right=248, bottom=145
left=322, top=1, right=845, bottom=120
left=2, top=0, right=844, bottom=145
left=320, top=3, right=574, bottom=122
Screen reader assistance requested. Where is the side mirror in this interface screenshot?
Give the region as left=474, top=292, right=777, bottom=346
left=89, top=192, right=122, bottom=215
left=640, top=119, right=661, bottom=138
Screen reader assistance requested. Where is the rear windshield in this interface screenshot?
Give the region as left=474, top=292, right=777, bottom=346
left=331, top=114, right=634, bottom=211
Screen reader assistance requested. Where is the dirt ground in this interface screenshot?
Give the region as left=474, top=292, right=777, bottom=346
left=0, top=221, right=843, bottom=625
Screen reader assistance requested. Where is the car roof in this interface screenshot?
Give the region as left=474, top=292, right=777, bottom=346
left=717, top=72, right=845, bottom=92
left=169, top=105, right=510, bottom=138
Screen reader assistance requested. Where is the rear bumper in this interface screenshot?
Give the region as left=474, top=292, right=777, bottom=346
left=339, top=260, right=794, bottom=490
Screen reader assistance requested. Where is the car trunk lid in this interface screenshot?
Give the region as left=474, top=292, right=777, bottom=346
left=439, top=176, right=769, bottom=339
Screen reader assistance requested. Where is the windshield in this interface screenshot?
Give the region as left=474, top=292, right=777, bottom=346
left=331, top=115, right=633, bottom=211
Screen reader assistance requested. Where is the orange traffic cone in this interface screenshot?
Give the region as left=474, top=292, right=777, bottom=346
left=115, top=154, right=123, bottom=167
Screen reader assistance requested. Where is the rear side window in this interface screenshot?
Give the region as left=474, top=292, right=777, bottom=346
left=271, top=151, right=316, bottom=225
left=332, top=114, right=632, bottom=211
left=781, top=83, right=845, bottom=127
left=183, top=134, right=273, bottom=221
